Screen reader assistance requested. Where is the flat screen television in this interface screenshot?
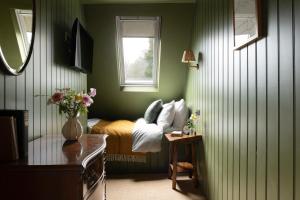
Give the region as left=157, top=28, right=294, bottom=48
left=70, top=18, right=93, bottom=74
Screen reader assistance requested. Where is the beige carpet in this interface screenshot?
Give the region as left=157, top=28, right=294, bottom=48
left=106, top=174, right=206, bottom=200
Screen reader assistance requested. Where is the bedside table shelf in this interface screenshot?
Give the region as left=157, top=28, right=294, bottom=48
left=170, top=161, right=193, bottom=172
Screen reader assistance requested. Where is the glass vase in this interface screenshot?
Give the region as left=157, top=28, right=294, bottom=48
left=183, top=125, right=190, bottom=135
left=190, top=127, right=196, bottom=136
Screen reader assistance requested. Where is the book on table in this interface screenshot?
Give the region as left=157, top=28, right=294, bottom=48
left=171, top=131, right=183, bottom=137
left=0, top=116, right=19, bottom=161
left=0, top=110, right=28, bottom=159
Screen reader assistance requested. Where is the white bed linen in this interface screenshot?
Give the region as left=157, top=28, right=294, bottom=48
left=132, top=118, right=163, bottom=152
left=87, top=118, right=101, bottom=133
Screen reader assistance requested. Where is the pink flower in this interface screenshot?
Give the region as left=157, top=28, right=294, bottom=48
left=82, top=95, right=94, bottom=107
left=89, top=88, right=96, bottom=97
left=51, top=92, right=64, bottom=103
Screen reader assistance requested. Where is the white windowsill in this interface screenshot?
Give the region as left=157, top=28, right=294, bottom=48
left=120, top=85, right=159, bottom=92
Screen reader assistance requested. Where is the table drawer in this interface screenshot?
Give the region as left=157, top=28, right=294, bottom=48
left=83, top=152, right=105, bottom=199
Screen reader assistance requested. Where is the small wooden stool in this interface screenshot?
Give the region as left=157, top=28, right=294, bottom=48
left=165, top=133, right=202, bottom=190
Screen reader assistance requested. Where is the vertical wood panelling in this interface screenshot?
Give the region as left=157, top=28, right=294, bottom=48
left=185, top=0, right=299, bottom=199
left=247, top=43, right=256, bottom=200
left=222, top=0, right=229, bottom=198
left=55, top=0, right=59, bottom=138
left=16, top=73, right=26, bottom=110
left=279, top=0, right=294, bottom=199
left=5, top=76, right=16, bottom=109
left=213, top=0, right=218, bottom=198
left=240, top=47, right=248, bottom=200
left=256, top=38, right=267, bottom=200
left=218, top=0, right=224, bottom=198
left=46, top=0, right=52, bottom=137
left=227, top=55, right=234, bottom=200
left=266, top=0, right=279, bottom=199
left=207, top=0, right=213, bottom=196
left=52, top=0, right=58, bottom=137
left=26, top=54, right=34, bottom=140
left=227, top=0, right=234, bottom=198
left=233, top=50, right=240, bottom=200
left=33, top=0, right=41, bottom=140
left=210, top=0, right=215, bottom=197
left=0, top=0, right=86, bottom=140
left=40, top=0, right=47, bottom=137
left=57, top=0, right=62, bottom=135
left=295, top=0, right=300, bottom=198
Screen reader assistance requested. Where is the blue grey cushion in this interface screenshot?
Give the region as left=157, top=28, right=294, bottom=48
left=144, top=100, right=163, bottom=123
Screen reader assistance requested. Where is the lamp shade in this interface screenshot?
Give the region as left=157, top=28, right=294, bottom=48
left=182, top=50, right=196, bottom=63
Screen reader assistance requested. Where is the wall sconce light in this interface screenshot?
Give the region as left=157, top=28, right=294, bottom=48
left=182, top=49, right=199, bottom=69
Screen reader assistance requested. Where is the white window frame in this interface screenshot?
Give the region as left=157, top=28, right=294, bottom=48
left=15, top=9, right=32, bottom=56
left=116, top=16, right=161, bottom=90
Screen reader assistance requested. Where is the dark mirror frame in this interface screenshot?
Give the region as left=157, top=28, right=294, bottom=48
left=0, top=0, right=36, bottom=76
left=233, top=0, right=262, bottom=50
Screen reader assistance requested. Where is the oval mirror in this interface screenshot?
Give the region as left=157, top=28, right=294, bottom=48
left=0, top=0, right=35, bottom=75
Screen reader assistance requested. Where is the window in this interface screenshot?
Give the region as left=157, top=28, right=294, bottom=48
left=116, top=16, right=161, bottom=90
left=14, top=9, right=33, bottom=60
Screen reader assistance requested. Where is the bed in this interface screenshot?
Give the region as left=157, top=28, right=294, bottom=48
left=88, top=118, right=171, bottom=173
left=87, top=99, right=189, bottom=173
left=89, top=119, right=145, bottom=162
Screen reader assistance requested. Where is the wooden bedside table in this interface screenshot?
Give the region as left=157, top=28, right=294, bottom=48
left=165, top=133, right=202, bottom=190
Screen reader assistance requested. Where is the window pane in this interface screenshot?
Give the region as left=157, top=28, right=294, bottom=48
left=122, top=37, right=154, bottom=84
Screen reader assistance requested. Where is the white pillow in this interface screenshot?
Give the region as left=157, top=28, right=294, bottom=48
left=157, top=100, right=176, bottom=131
left=173, top=99, right=189, bottom=130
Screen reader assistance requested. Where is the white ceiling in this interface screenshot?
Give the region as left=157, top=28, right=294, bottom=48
left=81, top=0, right=195, bottom=4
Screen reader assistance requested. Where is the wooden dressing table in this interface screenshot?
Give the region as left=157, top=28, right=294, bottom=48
left=0, top=134, right=107, bottom=200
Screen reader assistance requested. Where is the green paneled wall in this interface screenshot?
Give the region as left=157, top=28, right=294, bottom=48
left=185, top=0, right=300, bottom=199
left=0, top=0, right=87, bottom=140
left=84, top=4, right=195, bottom=120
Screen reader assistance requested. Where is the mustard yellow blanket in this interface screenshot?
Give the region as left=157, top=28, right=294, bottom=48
left=91, top=119, right=145, bottom=162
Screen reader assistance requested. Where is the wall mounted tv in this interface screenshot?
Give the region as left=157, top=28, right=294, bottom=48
left=70, top=18, right=93, bottom=74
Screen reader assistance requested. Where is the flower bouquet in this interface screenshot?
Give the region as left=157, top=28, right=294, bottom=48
left=183, top=113, right=199, bottom=135
left=48, top=88, right=96, bottom=140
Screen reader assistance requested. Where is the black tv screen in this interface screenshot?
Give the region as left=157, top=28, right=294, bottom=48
left=70, top=18, right=93, bottom=74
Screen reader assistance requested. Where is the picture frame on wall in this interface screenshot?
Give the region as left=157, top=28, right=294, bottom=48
left=233, top=0, right=262, bottom=50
